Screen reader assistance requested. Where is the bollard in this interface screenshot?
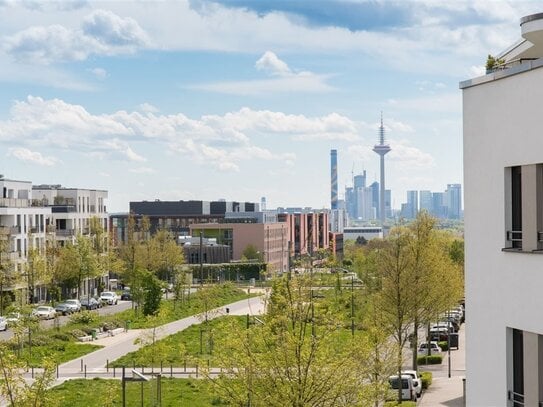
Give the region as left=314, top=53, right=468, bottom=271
left=184, top=360, right=186, bottom=373
left=160, top=360, right=163, bottom=373
left=170, top=365, right=173, bottom=378
left=207, top=359, right=210, bottom=370
left=56, top=365, right=59, bottom=379
left=196, top=364, right=198, bottom=378
left=84, top=365, right=87, bottom=378
left=462, top=377, right=466, bottom=407
left=80, top=359, right=83, bottom=372
left=106, top=359, right=109, bottom=372
left=31, top=366, right=34, bottom=379
left=113, top=366, right=116, bottom=378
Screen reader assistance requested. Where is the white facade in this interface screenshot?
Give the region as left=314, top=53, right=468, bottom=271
left=0, top=178, right=51, bottom=301
left=461, top=13, right=543, bottom=406
left=33, top=185, right=108, bottom=242
left=343, top=226, right=382, bottom=241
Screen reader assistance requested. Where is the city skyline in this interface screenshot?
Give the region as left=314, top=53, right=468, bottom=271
left=0, top=1, right=538, bottom=212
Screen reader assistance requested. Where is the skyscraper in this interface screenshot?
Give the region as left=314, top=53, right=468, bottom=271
left=446, top=183, right=462, bottom=219
left=330, top=149, right=338, bottom=210
left=406, top=190, right=418, bottom=219
left=419, top=190, right=433, bottom=213
left=373, top=114, right=391, bottom=227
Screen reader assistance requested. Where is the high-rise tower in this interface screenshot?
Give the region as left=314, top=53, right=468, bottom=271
left=372, top=114, right=391, bottom=227
left=330, top=149, right=338, bottom=210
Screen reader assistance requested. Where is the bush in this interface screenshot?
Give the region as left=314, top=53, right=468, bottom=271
left=30, top=334, right=52, bottom=347
left=71, top=329, right=87, bottom=338
left=420, top=371, right=433, bottom=390
left=101, top=320, right=122, bottom=331
left=438, top=341, right=448, bottom=351
left=51, top=333, right=72, bottom=342
left=384, top=402, right=416, bottom=407
left=417, top=355, right=442, bottom=365
left=69, top=311, right=98, bottom=325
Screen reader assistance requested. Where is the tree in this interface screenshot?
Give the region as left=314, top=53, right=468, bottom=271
left=0, top=342, right=59, bottom=406
left=373, top=225, right=417, bottom=404
left=25, top=248, right=47, bottom=304
left=0, top=233, right=15, bottom=314
left=241, top=244, right=263, bottom=262
left=209, top=276, right=373, bottom=406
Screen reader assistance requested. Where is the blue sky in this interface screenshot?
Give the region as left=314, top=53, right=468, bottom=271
left=0, top=0, right=539, bottom=212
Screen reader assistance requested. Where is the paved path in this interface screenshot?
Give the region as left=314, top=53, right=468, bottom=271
left=418, top=323, right=466, bottom=406
left=58, top=295, right=265, bottom=374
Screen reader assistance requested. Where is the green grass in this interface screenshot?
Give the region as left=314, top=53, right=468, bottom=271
left=111, top=316, right=247, bottom=367
left=14, top=342, right=102, bottom=366
left=49, top=378, right=230, bottom=407
left=8, top=284, right=252, bottom=368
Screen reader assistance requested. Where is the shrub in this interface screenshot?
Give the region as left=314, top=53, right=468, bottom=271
left=384, top=402, right=416, bottom=407
left=420, top=371, right=433, bottom=390
left=71, top=329, right=87, bottom=338
left=51, top=333, right=72, bottom=342
left=30, top=334, right=52, bottom=347
left=69, top=311, right=98, bottom=325
left=417, top=355, right=442, bottom=365
left=101, top=320, right=122, bottom=331
left=438, top=341, right=448, bottom=351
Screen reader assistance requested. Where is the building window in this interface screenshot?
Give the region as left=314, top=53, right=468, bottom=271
left=508, top=328, right=524, bottom=406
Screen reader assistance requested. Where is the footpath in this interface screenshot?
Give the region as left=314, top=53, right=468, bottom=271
left=418, top=323, right=466, bottom=406
left=56, top=295, right=265, bottom=377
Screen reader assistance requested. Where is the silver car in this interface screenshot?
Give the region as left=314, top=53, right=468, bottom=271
left=32, top=306, right=56, bottom=320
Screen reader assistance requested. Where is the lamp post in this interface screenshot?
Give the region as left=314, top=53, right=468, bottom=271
left=447, top=309, right=452, bottom=378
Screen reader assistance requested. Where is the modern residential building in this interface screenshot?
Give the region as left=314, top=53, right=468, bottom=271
left=33, top=184, right=108, bottom=244
left=461, top=12, right=543, bottom=406
left=277, top=210, right=330, bottom=259
left=0, top=178, right=50, bottom=298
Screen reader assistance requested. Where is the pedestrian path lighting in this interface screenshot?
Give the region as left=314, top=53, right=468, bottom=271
left=122, top=367, right=151, bottom=407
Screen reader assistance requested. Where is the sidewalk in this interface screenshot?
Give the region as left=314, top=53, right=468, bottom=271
left=57, top=296, right=265, bottom=374
left=418, top=323, right=466, bottom=406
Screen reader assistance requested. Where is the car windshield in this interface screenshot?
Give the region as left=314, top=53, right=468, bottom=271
left=37, top=307, right=49, bottom=311
left=102, top=293, right=113, bottom=297
left=389, top=378, right=409, bottom=389
left=66, top=300, right=77, bottom=304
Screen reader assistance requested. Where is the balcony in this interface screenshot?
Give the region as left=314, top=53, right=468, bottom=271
left=0, top=226, right=19, bottom=235
left=56, top=229, right=75, bottom=237
left=0, top=198, right=29, bottom=208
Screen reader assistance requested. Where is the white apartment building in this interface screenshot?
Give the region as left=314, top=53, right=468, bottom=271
left=0, top=177, right=51, bottom=300
left=461, top=13, right=543, bottom=406
left=32, top=184, right=108, bottom=243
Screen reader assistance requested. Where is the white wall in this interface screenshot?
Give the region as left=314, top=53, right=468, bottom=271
left=463, top=66, right=543, bottom=406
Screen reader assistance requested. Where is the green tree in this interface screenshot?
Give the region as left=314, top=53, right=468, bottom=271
left=210, top=276, right=373, bottom=406
left=241, top=244, right=263, bottom=262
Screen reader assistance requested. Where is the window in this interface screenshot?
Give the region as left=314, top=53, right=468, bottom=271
left=510, top=166, right=522, bottom=249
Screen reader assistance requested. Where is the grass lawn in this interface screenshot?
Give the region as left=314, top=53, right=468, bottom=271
left=49, top=378, right=229, bottom=407
left=8, top=284, right=252, bottom=367
left=111, top=315, right=247, bottom=367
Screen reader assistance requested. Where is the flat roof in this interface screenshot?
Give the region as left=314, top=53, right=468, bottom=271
left=459, top=57, right=543, bottom=89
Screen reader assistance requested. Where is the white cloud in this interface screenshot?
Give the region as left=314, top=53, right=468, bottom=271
left=8, top=147, right=57, bottom=166
left=191, top=51, right=334, bottom=95
left=3, top=9, right=149, bottom=64
left=0, top=96, right=361, bottom=172
left=255, top=51, right=291, bottom=76
left=387, top=92, right=462, bottom=114
left=138, top=103, right=159, bottom=113
left=89, top=67, right=107, bottom=79
left=129, top=166, right=155, bottom=174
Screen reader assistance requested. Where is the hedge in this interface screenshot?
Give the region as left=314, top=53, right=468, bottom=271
left=384, top=402, right=416, bottom=407
left=187, top=263, right=267, bottom=281
left=417, top=355, right=443, bottom=365
left=438, top=341, right=448, bottom=351
left=420, top=371, right=433, bottom=390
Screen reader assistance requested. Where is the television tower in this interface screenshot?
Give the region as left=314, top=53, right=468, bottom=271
left=372, top=113, right=391, bottom=227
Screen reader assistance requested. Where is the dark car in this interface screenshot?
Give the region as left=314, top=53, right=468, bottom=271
left=55, top=303, right=72, bottom=316
left=120, top=290, right=132, bottom=301
left=80, top=297, right=100, bottom=310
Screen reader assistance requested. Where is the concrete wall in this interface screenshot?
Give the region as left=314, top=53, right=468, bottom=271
left=463, top=65, right=543, bottom=406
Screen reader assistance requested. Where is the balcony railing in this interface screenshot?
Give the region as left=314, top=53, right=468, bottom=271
left=56, top=229, right=75, bottom=237
left=0, top=226, right=19, bottom=235
left=506, top=230, right=522, bottom=243
left=0, top=198, right=29, bottom=208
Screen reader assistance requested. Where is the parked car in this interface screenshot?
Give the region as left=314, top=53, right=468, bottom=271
left=31, top=306, right=56, bottom=320
left=402, top=370, right=422, bottom=398
left=5, top=312, right=21, bottom=325
left=54, top=303, right=72, bottom=316
left=0, top=317, right=7, bottom=331
left=120, top=290, right=132, bottom=301
left=80, top=297, right=100, bottom=310
left=429, top=327, right=449, bottom=341
left=100, top=291, right=118, bottom=305
left=388, top=374, right=417, bottom=401
left=65, top=299, right=82, bottom=313
left=418, top=341, right=442, bottom=355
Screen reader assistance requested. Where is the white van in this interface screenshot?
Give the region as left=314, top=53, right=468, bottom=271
left=388, top=374, right=417, bottom=401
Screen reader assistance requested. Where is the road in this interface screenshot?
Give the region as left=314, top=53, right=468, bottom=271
left=0, top=300, right=133, bottom=342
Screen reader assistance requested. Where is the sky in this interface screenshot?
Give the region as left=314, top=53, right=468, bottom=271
left=0, top=0, right=540, bottom=212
